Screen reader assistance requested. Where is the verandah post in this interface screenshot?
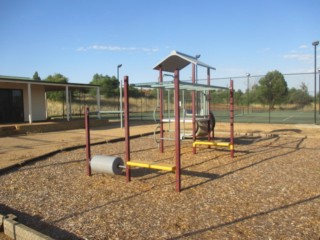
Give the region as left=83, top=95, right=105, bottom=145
left=192, top=63, right=196, bottom=154
left=207, top=67, right=211, bottom=141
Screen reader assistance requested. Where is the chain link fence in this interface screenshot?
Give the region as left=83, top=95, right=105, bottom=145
left=47, top=72, right=320, bottom=125
left=198, top=72, right=320, bottom=124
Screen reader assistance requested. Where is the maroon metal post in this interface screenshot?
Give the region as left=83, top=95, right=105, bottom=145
left=124, top=76, right=131, bottom=182
left=85, top=106, right=91, bottom=176
left=159, top=66, right=164, bottom=153
left=174, top=69, right=181, bottom=192
left=230, top=79, right=235, bottom=158
left=192, top=63, right=196, bottom=154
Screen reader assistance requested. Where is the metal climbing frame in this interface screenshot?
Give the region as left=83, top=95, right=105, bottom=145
left=192, top=80, right=235, bottom=157
left=124, top=51, right=234, bottom=192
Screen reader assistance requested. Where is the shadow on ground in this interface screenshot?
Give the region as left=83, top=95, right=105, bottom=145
left=0, top=204, right=81, bottom=240
left=270, top=128, right=302, bottom=134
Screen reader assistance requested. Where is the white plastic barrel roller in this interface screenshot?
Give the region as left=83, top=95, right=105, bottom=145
left=90, top=155, right=124, bottom=175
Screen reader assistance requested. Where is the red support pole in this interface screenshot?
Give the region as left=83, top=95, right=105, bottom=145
left=230, top=79, right=235, bottom=158
left=124, top=76, right=131, bottom=182
left=85, top=106, right=91, bottom=176
left=159, top=66, right=164, bottom=153
left=192, top=64, right=196, bottom=154
left=174, top=69, right=181, bottom=192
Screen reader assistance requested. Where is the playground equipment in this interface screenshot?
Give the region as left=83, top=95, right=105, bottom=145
left=90, top=155, right=124, bottom=175
left=85, top=107, right=124, bottom=176
left=85, top=98, right=175, bottom=177
left=152, top=88, right=216, bottom=140
left=125, top=51, right=234, bottom=192
left=192, top=79, right=234, bottom=155
left=85, top=51, right=234, bottom=192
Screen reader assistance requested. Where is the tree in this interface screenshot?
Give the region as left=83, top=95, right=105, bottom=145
left=44, top=73, right=69, bottom=101
left=256, top=70, right=288, bottom=109
left=287, top=82, right=312, bottom=108
left=90, top=74, right=119, bottom=98
left=234, top=89, right=245, bottom=106
left=45, top=73, right=68, bottom=83
left=33, top=71, right=41, bottom=81
left=128, top=85, right=143, bottom=98
left=211, top=89, right=229, bottom=104
left=248, top=83, right=259, bottom=104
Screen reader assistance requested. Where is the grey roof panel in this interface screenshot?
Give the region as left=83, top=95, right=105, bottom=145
left=153, top=50, right=216, bottom=72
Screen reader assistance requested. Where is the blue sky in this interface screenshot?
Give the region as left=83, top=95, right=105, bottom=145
left=0, top=0, right=319, bottom=91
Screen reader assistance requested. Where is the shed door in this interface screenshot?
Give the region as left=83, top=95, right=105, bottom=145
left=0, top=89, right=24, bottom=123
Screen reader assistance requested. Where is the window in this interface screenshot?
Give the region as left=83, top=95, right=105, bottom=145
left=0, top=89, right=24, bottom=123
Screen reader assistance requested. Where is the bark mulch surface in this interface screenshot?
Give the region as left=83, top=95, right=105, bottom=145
left=0, top=125, right=320, bottom=239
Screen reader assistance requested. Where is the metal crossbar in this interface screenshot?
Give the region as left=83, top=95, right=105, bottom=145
left=133, top=81, right=228, bottom=91
left=126, top=161, right=176, bottom=172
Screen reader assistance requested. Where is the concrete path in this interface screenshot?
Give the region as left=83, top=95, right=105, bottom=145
left=1, top=121, right=319, bottom=171
left=0, top=123, right=158, bottom=170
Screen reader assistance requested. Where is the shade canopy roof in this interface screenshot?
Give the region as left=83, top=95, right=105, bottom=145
left=153, top=50, right=216, bottom=73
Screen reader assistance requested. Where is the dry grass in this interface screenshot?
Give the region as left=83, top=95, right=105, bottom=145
left=46, top=97, right=159, bottom=117
left=0, top=130, right=319, bottom=239
left=47, top=96, right=313, bottom=120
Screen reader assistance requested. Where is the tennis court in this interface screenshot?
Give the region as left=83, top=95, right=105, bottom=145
left=97, top=108, right=319, bottom=125
left=232, top=109, right=317, bottom=124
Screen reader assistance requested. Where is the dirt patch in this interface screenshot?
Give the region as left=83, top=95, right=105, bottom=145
left=0, top=128, right=319, bottom=239
left=0, top=121, right=157, bottom=170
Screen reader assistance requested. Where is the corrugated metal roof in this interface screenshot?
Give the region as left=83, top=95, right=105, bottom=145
left=0, top=75, right=99, bottom=91
left=153, top=50, right=216, bottom=72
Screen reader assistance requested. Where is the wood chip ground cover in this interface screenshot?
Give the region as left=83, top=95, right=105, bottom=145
left=0, top=133, right=319, bottom=239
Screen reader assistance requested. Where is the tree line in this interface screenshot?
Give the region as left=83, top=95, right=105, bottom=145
left=32, top=71, right=143, bottom=101
left=211, top=70, right=314, bottom=109
left=33, top=70, right=316, bottom=109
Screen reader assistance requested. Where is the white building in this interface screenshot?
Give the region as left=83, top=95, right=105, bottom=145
left=0, top=75, right=100, bottom=124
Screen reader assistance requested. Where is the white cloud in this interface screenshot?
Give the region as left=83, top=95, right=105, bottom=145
left=283, top=53, right=313, bottom=61
left=76, top=46, right=87, bottom=52
left=298, top=45, right=308, bottom=49
left=257, top=48, right=271, bottom=53
left=283, top=44, right=314, bottom=61
left=76, top=45, right=159, bottom=53
left=142, top=48, right=159, bottom=52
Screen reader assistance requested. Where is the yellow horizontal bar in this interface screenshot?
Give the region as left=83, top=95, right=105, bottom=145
left=126, top=161, right=150, bottom=168
left=126, top=161, right=175, bottom=172
left=217, top=142, right=231, bottom=147
left=149, top=163, right=176, bottom=172
left=193, top=141, right=231, bottom=148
